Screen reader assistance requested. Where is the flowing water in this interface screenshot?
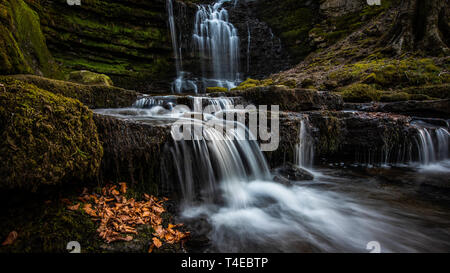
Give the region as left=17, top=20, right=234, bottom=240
left=167, top=0, right=241, bottom=92
left=107, top=2, right=450, bottom=251
left=95, top=96, right=450, bottom=252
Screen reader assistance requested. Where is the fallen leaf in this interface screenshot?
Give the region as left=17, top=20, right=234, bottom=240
left=148, top=244, right=154, bottom=253
left=119, top=182, right=127, bottom=194
left=2, top=231, right=18, bottom=246
left=67, top=203, right=80, bottom=211
left=111, top=189, right=120, bottom=196
left=152, top=237, right=162, bottom=248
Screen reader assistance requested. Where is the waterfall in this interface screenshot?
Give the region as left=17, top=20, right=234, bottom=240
left=166, top=0, right=241, bottom=92
left=414, top=126, right=449, bottom=165
left=295, top=118, right=314, bottom=169
left=166, top=0, right=198, bottom=93
left=193, top=0, right=241, bottom=90
left=165, top=97, right=271, bottom=205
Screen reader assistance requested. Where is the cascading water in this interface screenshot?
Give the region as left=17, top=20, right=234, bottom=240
left=295, top=118, right=314, bottom=170
left=166, top=0, right=241, bottom=92
left=193, top=0, right=241, bottom=89
left=167, top=0, right=198, bottom=93
left=95, top=97, right=450, bottom=252
left=411, top=121, right=450, bottom=171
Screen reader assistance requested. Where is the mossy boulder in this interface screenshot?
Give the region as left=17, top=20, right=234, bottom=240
left=338, top=83, right=381, bottom=103
left=0, top=78, right=103, bottom=190
left=68, top=70, right=113, bottom=86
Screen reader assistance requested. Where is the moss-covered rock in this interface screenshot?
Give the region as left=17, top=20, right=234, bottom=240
left=205, top=86, right=228, bottom=93
left=380, top=92, right=410, bottom=102
left=338, top=83, right=381, bottom=103
left=401, top=84, right=450, bottom=99
left=0, top=0, right=59, bottom=77
left=229, top=85, right=343, bottom=112
left=4, top=75, right=139, bottom=109
left=68, top=70, right=113, bottom=86
left=0, top=78, right=103, bottom=190
left=330, top=58, right=449, bottom=89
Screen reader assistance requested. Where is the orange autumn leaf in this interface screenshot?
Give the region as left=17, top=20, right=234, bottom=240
left=111, top=189, right=120, bottom=196
left=152, top=237, right=162, bottom=248
left=67, top=203, right=80, bottom=211
left=2, top=231, right=18, bottom=246
left=148, top=244, right=155, bottom=253
left=119, top=182, right=127, bottom=194
left=71, top=183, right=189, bottom=245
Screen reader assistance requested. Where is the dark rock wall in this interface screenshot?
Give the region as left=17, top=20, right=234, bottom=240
left=31, top=0, right=174, bottom=92
left=94, top=114, right=172, bottom=195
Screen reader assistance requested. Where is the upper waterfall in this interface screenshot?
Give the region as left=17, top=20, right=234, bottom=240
left=193, top=0, right=241, bottom=90
left=166, top=0, right=241, bottom=93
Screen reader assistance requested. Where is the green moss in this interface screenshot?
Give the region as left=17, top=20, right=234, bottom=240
left=206, top=87, right=228, bottom=93
left=401, top=84, right=450, bottom=99
left=338, top=83, right=381, bottom=103
left=4, top=75, right=138, bottom=109
left=0, top=78, right=103, bottom=190
left=316, top=112, right=343, bottom=155
left=330, top=58, right=449, bottom=89
left=408, top=94, right=433, bottom=101
left=380, top=92, right=410, bottom=102
left=35, top=0, right=173, bottom=90
left=232, top=78, right=287, bottom=91
left=0, top=0, right=59, bottom=77
left=255, top=0, right=317, bottom=61
left=69, top=70, right=114, bottom=86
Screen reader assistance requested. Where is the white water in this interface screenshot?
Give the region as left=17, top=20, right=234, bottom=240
left=412, top=122, right=450, bottom=172
left=166, top=0, right=241, bottom=92
left=167, top=0, right=199, bottom=93
left=295, top=118, right=315, bottom=170
left=95, top=98, right=450, bottom=252
left=193, top=0, right=241, bottom=89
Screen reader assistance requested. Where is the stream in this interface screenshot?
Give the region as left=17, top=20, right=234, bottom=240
left=94, top=0, right=450, bottom=253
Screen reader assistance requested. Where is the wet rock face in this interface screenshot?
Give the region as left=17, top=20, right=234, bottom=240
left=344, top=99, right=450, bottom=119
left=35, top=0, right=174, bottom=92
left=276, top=163, right=314, bottom=181
left=94, top=114, right=172, bottom=195
left=320, top=0, right=367, bottom=17
left=229, top=85, right=344, bottom=112
left=308, top=111, right=416, bottom=164
left=226, top=1, right=292, bottom=78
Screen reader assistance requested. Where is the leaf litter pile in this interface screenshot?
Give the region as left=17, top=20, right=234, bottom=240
left=67, top=183, right=190, bottom=252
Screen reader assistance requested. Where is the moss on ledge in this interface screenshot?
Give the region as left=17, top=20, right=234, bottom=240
left=0, top=78, right=103, bottom=190
left=68, top=70, right=113, bottom=87
left=206, top=86, right=228, bottom=93
left=329, top=58, right=449, bottom=90
left=338, top=83, right=381, bottom=103
left=3, top=75, right=139, bottom=109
